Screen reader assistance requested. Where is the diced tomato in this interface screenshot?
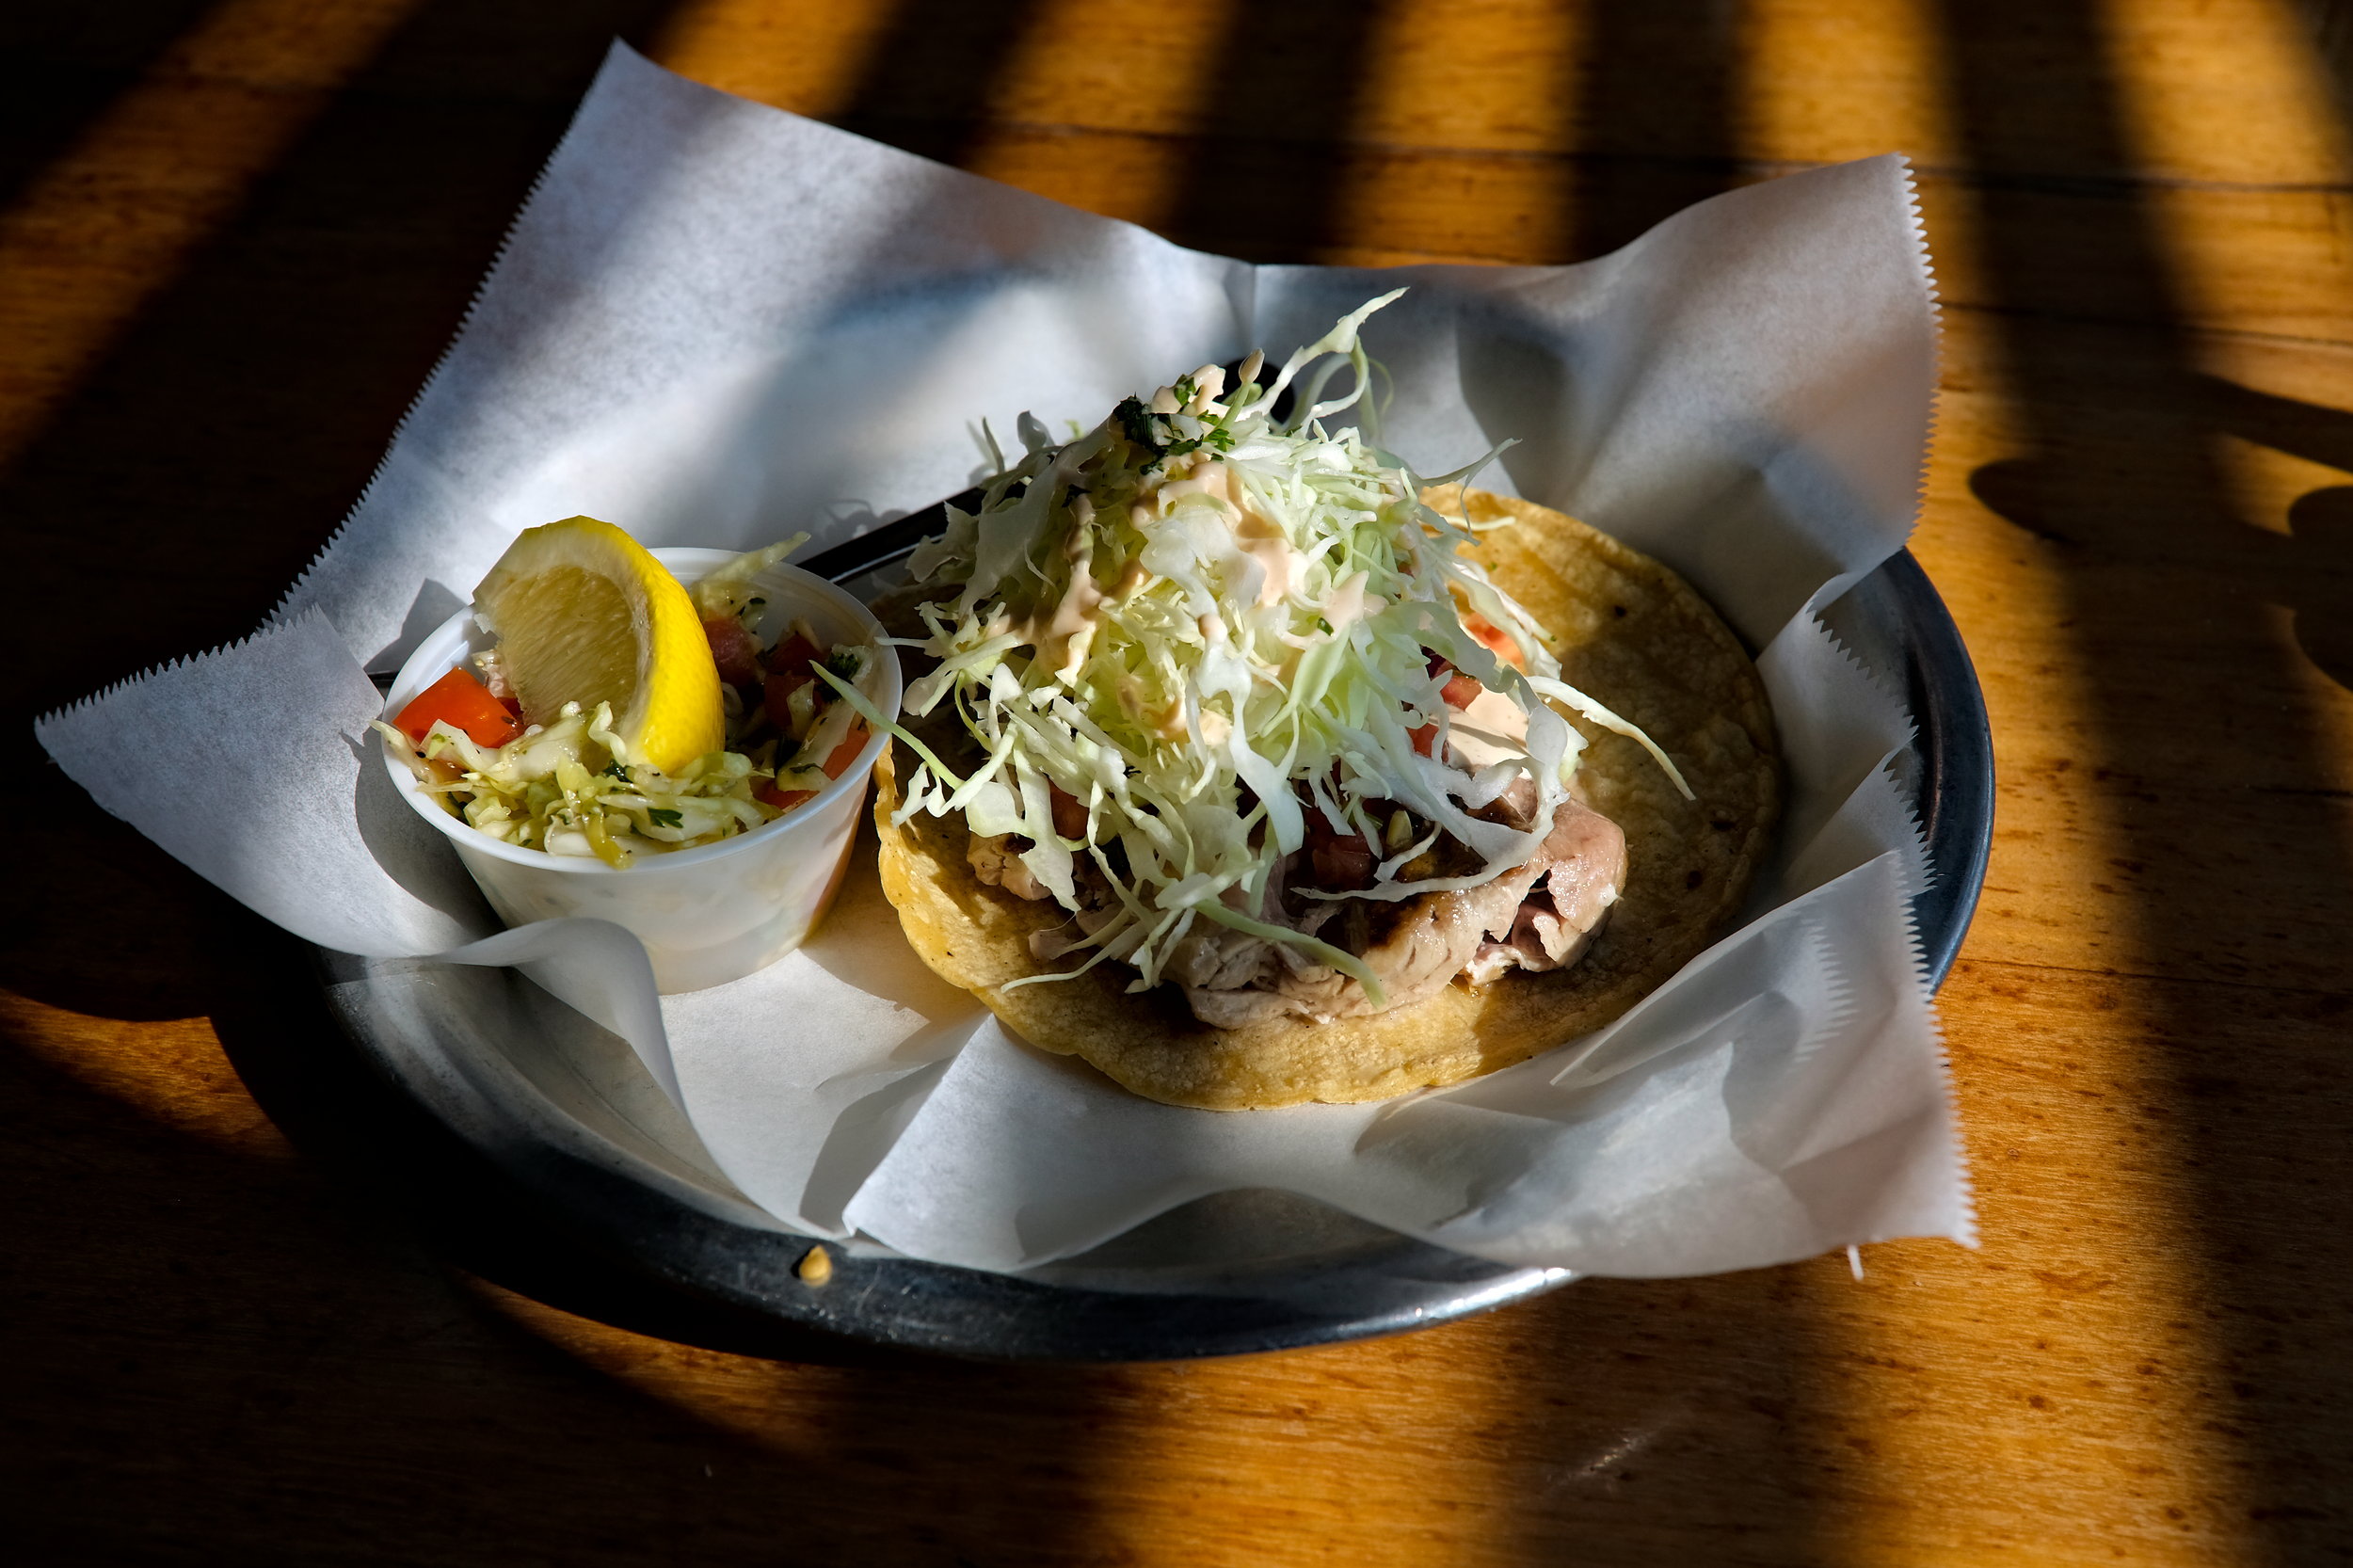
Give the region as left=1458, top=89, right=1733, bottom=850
left=1311, top=836, right=1376, bottom=890
left=1463, top=612, right=1527, bottom=670
left=1410, top=663, right=1479, bottom=748
left=702, top=616, right=762, bottom=687
left=1425, top=652, right=1486, bottom=710
left=754, top=781, right=815, bottom=812
left=393, top=668, right=523, bottom=747
left=761, top=672, right=803, bottom=733
left=765, top=632, right=822, bottom=680
left=1048, top=783, right=1088, bottom=841
left=762, top=632, right=824, bottom=730
left=822, top=722, right=868, bottom=779
left=1305, top=806, right=1377, bottom=890
left=752, top=723, right=870, bottom=815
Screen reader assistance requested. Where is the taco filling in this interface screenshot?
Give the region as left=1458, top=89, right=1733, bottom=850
left=841, top=293, right=1691, bottom=1028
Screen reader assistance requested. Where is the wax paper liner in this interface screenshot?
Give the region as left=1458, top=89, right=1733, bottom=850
left=38, top=43, right=1973, bottom=1276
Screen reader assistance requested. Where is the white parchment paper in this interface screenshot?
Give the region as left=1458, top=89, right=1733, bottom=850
left=38, top=43, right=1973, bottom=1275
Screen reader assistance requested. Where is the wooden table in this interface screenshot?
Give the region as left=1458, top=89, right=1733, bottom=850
left=8, top=2, right=2352, bottom=1560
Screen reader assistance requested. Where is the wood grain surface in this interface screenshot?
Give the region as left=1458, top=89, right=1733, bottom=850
left=8, top=1, right=2353, bottom=1561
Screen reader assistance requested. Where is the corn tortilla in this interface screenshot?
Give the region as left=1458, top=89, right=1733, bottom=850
left=872, top=487, right=1779, bottom=1110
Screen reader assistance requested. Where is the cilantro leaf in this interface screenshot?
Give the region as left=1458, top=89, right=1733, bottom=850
left=1114, top=395, right=1162, bottom=452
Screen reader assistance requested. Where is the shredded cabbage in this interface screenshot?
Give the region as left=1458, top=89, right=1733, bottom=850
left=376, top=700, right=776, bottom=867
left=689, top=532, right=808, bottom=621
left=866, top=290, right=1690, bottom=997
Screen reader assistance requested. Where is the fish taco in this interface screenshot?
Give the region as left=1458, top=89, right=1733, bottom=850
left=841, top=295, right=1779, bottom=1109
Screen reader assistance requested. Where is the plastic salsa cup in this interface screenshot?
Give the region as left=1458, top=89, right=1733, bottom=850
left=380, top=547, right=902, bottom=994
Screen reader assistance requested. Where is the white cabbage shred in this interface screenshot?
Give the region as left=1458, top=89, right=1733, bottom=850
left=376, top=698, right=776, bottom=868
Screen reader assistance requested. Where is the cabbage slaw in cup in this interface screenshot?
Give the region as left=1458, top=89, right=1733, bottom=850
left=379, top=549, right=901, bottom=993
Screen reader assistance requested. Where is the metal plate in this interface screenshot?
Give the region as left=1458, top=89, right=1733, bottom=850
left=316, top=549, right=1992, bottom=1362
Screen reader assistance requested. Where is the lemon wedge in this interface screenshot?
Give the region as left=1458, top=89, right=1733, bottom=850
left=472, top=516, right=723, bottom=776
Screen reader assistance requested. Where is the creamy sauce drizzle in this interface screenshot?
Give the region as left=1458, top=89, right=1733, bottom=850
left=1011, top=457, right=1318, bottom=686
left=1006, top=495, right=1112, bottom=680
left=1164, top=459, right=1302, bottom=608
left=1449, top=684, right=1532, bottom=770
left=1322, top=569, right=1376, bottom=634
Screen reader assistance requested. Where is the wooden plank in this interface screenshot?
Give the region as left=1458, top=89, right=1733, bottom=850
left=8, top=0, right=2353, bottom=1561
left=0, top=0, right=429, bottom=462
